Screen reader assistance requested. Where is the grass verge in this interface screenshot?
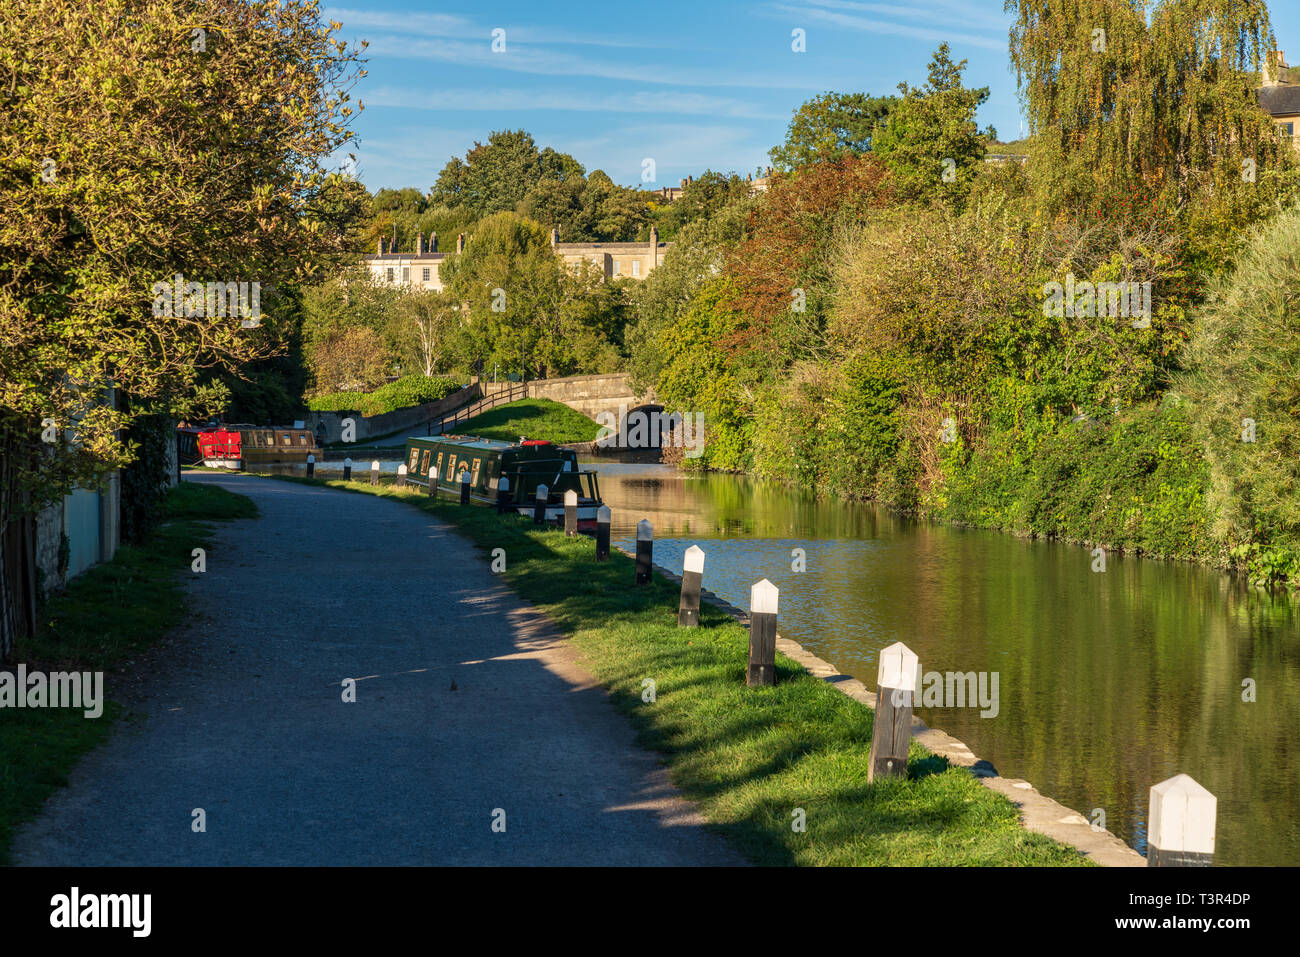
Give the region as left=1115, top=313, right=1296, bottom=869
left=0, top=481, right=257, bottom=864
left=452, top=398, right=603, bottom=445
left=258, top=471, right=1088, bottom=866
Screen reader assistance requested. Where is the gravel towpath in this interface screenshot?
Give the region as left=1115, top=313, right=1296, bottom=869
left=12, top=472, right=744, bottom=866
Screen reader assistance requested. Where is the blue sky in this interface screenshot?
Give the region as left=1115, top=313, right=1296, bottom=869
left=327, top=0, right=1300, bottom=194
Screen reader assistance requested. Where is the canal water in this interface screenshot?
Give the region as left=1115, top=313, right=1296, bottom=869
left=256, top=456, right=1297, bottom=864
left=591, top=461, right=1300, bottom=867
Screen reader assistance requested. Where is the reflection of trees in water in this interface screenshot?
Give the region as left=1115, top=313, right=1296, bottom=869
left=601, top=464, right=1299, bottom=864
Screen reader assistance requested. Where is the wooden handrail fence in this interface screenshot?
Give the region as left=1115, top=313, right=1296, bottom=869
left=427, top=381, right=529, bottom=436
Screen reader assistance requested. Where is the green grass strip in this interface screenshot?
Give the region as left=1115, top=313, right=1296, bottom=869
left=451, top=398, right=603, bottom=444
left=263, top=472, right=1089, bottom=866
left=0, top=482, right=257, bottom=864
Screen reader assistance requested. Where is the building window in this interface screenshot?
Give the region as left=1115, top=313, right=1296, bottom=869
left=632, top=260, right=640, bottom=277
left=613, top=261, right=621, bottom=276
left=402, top=267, right=409, bottom=283
left=1281, top=122, right=1295, bottom=140
left=422, top=267, right=430, bottom=282
left=386, top=268, right=394, bottom=282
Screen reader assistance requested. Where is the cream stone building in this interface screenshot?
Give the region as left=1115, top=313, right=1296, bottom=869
left=365, top=227, right=671, bottom=291
left=1259, top=50, right=1300, bottom=151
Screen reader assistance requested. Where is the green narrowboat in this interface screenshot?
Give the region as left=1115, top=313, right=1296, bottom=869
left=402, top=434, right=604, bottom=526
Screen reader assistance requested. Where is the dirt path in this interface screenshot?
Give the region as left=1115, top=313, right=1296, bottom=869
left=12, top=472, right=744, bottom=866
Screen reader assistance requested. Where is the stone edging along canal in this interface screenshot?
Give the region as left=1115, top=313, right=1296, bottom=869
left=618, top=545, right=1145, bottom=868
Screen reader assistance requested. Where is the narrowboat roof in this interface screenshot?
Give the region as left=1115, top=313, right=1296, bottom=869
left=409, top=434, right=515, bottom=452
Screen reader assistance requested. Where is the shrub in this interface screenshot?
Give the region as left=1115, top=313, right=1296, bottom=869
left=306, top=375, right=460, bottom=416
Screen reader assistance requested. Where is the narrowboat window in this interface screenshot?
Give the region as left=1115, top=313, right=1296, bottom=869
left=298, top=434, right=308, bottom=445
left=471, top=458, right=482, bottom=486
left=281, top=433, right=292, bottom=445
left=419, top=450, right=430, bottom=475
left=435, top=452, right=444, bottom=479
left=408, top=449, right=420, bottom=471
left=445, top=455, right=456, bottom=482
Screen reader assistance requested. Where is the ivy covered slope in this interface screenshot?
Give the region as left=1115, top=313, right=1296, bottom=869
left=628, top=20, right=1300, bottom=585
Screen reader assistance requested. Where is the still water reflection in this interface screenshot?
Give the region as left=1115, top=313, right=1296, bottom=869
left=591, top=462, right=1300, bottom=867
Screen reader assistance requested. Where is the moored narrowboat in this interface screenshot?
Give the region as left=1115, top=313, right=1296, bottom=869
left=196, top=425, right=323, bottom=469
left=402, top=434, right=603, bottom=526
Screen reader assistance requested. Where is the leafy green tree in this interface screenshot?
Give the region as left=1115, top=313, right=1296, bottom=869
left=1005, top=0, right=1297, bottom=255
left=1179, top=201, right=1300, bottom=582
left=653, top=170, right=751, bottom=239
left=430, top=130, right=585, bottom=218
left=769, top=91, right=899, bottom=171
left=872, top=44, right=989, bottom=205
left=0, top=0, right=363, bottom=654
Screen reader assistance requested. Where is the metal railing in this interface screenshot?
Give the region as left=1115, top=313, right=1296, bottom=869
left=428, top=381, right=528, bottom=435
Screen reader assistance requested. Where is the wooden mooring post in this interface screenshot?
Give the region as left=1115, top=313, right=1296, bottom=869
left=868, top=641, right=920, bottom=782
left=342, top=457, right=352, bottom=481
left=495, top=475, right=510, bottom=512
left=460, top=470, right=471, bottom=504
left=678, top=545, right=704, bottom=627
left=635, top=520, right=653, bottom=585
left=395, top=463, right=407, bottom=488
left=595, top=505, right=611, bottom=561
left=533, top=484, right=548, bottom=524
left=427, top=467, right=438, bottom=496
left=564, top=489, right=578, bottom=536
left=747, top=579, right=778, bottom=686
left=369, top=460, right=380, bottom=486
left=1147, top=774, right=1216, bottom=866
left=306, top=454, right=315, bottom=478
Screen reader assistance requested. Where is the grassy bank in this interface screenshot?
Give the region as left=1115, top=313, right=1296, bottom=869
left=0, top=482, right=257, bottom=864
left=261, top=470, right=1086, bottom=866
left=454, top=398, right=602, bottom=445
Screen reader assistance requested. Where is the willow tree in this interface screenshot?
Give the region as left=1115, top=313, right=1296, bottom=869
left=1006, top=0, right=1296, bottom=248
left=0, top=0, right=365, bottom=656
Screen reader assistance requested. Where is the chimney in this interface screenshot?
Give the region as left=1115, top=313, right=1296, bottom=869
left=680, top=177, right=687, bottom=188
left=550, top=227, right=559, bottom=247
left=649, top=226, right=658, bottom=246
left=376, top=237, right=383, bottom=255
left=430, top=232, right=438, bottom=252
left=456, top=232, right=465, bottom=254
left=746, top=172, right=752, bottom=182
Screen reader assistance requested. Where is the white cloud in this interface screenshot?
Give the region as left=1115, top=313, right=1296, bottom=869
left=363, top=85, right=784, bottom=120
left=770, top=1, right=1007, bottom=52
left=361, top=34, right=818, bottom=89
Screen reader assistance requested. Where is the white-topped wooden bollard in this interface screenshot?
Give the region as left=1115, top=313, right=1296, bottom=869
left=533, top=484, right=548, bottom=524
left=395, top=463, right=407, bottom=488
left=747, top=579, right=778, bottom=686
left=459, top=468, right=471, bottom=505
left=678, top=545, right=705, bottom=627
left=495, top=475, right=510, bottom=512
left=595, top=505, right=611, bottom=561
left=564, top=489, right=578, bottom=535
left=635, top=519, right=653, bottom=585
left=342, top=457, right=352, bottom=481
left=868, top=641, right=921, bottom=782
left=1147, top=774, right=1216, bottom=866
left=369, top=460, right=380, bottom=486
left=427, top=466, right=438, bottom=496
left=306, top=454, right=315, bottom=478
